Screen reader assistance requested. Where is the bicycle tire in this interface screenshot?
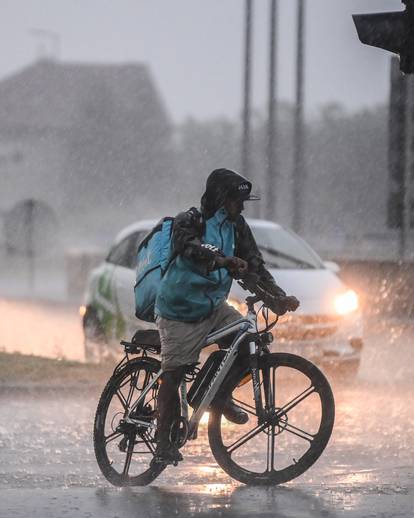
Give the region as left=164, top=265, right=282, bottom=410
left=208, top=352, right=335, bottom=485
left=93, top=357, right=165, bottom=486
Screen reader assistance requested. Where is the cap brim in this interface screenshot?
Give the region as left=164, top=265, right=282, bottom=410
left=238, top=193, right=260, bottom=201
left=246, top=193, right=261, bottom=201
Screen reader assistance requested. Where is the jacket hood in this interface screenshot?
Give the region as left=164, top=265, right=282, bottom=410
left=200, top=168, right=259, bottom=218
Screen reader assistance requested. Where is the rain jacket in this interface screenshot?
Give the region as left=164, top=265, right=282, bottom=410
left=154, top=169, right=286, bottom=322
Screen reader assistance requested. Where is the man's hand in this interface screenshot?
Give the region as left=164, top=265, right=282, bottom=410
left=215, top=256, right=248, bottom=277
left=282, top=295, right=300, bottom=312
left=267, top=294, right=300, bottom=315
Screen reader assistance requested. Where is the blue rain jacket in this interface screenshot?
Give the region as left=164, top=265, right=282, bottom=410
left=155, top=208, right=235, bottom=322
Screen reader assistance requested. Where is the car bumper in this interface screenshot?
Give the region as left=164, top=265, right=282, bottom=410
left=269, top=311, right=364, bottom=364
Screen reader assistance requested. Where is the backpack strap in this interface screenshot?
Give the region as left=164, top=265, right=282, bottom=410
left=186, top=206, right=205, bottom=237
left=138, top=216, right=174, bottom=253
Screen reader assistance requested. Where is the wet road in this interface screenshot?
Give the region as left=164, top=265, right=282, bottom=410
left=1, top=379, right=413, bottom=516
left=0, top=299, right=414, bottom=516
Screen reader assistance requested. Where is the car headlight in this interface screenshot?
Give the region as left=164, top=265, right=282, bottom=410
left=227, top=298, right=247, bottom=314
left=334, top=290, right=359, bottom=315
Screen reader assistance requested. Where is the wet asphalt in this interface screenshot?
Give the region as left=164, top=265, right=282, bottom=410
left=0, top=301, right=414, bottom=517
left=0, top=375, right=413, bottom=517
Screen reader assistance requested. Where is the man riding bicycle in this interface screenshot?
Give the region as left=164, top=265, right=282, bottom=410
left=152, top=168, right=299, bottom=465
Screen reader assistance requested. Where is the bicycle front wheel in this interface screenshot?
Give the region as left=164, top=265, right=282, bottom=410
left=93, top=357, right=164, bottom=486
left=208, top=352, right=335, bottom=485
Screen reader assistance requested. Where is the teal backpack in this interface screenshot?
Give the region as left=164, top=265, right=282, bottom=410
left=134, top=217, right=175, bottom=322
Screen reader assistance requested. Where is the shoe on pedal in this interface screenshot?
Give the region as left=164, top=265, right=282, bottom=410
left=223, top=400, right=249, bottom=425
left=150, top=444, right=183, bottom=467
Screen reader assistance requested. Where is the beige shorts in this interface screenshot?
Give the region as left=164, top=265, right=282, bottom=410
left=155, top=301, right=242, bottom=371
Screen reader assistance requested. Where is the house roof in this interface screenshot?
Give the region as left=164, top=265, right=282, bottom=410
left=0, top=59, right=171, bottom=133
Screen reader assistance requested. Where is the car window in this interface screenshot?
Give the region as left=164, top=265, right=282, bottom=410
left=107, top=231, right=144, bottom=269
left=251, top=226, right=323, bottom=269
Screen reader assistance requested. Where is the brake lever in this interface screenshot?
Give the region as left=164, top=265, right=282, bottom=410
left=237, top=276, right=287, bottom=316
left=245, top=295, right=261, bottom=312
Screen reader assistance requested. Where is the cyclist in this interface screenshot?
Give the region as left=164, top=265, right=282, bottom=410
left=152, top=168, right=299, bottom=465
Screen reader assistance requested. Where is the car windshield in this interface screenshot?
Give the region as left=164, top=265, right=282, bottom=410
left=251, top=225, right=324, bottom=269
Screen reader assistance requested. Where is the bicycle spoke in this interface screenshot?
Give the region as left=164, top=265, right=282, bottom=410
left=116, top=389, right=128, bottom=411
left=227, top=423, right=267, bottom=454
left=142, top=432, right=156, bottom=454
left=133, top=436, right=155, bottom=454
left=126, top=371, right=138, bottom=407
left=266, top=425, right=276, bottom=472
left=122, top=434, right=135, bottom=477
left=262, top=366, right=274, bottom=411
left=105, top=430, right=123, bottom=445
left=232, top=397, right=257, bottom=417
left=275, top=385, right=315, bottom=417
left=282, top=420, right=314, bottom=443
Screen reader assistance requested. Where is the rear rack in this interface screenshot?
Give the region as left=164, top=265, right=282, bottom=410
left=120, top=340, right=161, bottom=355
left=120, top=329, right=162, bottom=355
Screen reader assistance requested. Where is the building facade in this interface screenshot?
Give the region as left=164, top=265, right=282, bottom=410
left=0, top=59, right=176, bottom=252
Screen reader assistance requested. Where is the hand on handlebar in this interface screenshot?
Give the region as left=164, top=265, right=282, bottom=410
left=282, top=295, right=300, bottom=312
left=216, top=256, right=248, bottom=278
left=267, top=294, right=300, bottom=315
left=238, top=273, right=300, bottom=315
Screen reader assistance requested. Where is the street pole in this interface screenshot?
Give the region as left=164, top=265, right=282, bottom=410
left=241, top=0, right=253, bottom=182
left=292, top=0, right=305, bottom=233
left=265, top=0, right=278, bottom=221
left=402, top=75, right=414, bottom=259
left=24, top=199, right=35, bottom=294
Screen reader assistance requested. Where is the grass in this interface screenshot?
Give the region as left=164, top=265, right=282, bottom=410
left=0, top=351, right=115, bottom=388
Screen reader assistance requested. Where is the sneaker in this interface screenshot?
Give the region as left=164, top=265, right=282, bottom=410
left=223, top=400, right=249, bottom=425
left=150, top=444, right=183, bottom=466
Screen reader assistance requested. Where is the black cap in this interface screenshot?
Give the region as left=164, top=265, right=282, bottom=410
left=227, top=180, right=261, bottom=201
left=200, top=168, right=260, bottom=218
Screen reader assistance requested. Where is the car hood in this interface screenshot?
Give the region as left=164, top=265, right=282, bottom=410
left=230, top=268, right=349, bottom=315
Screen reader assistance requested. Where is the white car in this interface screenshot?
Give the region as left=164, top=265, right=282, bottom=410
left=81, top=218, right=363, bottom=375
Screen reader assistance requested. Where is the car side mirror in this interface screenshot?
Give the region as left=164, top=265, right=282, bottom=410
left=323, top=261, right=340, bottom=273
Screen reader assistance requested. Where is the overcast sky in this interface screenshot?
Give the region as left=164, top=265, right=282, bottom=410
left=0, top=0, right=403, bottom=122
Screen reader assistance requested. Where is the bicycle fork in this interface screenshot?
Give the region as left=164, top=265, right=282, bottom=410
left=249, top=340, right=267, bottom=424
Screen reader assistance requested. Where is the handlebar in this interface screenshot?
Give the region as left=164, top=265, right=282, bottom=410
left=236, top=273, right=299, bottom=316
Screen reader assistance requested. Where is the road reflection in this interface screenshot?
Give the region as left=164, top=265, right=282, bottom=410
left=94, top=484, right=339, bottom=518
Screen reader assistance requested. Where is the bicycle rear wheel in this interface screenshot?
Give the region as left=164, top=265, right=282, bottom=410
left=208, top=352, right=335, bottom=485
left=93, top=357, right=165, bottom=486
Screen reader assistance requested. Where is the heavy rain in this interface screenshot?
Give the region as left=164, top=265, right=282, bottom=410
left=1, top=1, right=413, bottom=517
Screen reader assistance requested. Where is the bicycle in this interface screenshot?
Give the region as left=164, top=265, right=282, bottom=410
left=93, top=279, right=335, bottom=486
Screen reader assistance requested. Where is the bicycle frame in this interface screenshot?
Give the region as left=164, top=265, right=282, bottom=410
left=126, top=307, right=264, bottom=436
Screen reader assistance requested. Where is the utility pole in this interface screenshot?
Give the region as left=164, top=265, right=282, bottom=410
left=241, top=0, right=253, bottom=181
left=388, top=57, right=409, bottom=256
left=24, top=199, right=35, bottom=294
left=265, top=0, right=278, bottom=221
left=402, top=75, right=414, bottom=259
left=292, top=0, right=306, bottom=233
